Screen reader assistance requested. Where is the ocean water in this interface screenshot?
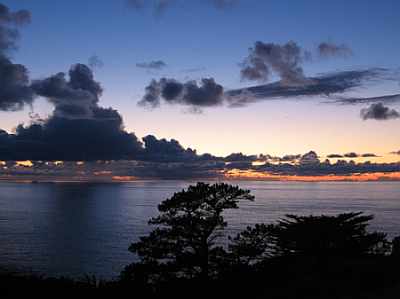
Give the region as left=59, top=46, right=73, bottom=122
left=0, top=181, right=399, bottom=279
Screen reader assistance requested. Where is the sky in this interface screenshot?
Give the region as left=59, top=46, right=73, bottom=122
left=0, top=0, right=400, bottom=164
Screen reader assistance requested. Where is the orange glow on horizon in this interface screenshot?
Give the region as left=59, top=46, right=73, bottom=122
left=224, top=169, right=400, bottom=182
left=16, top=161, right=33, bottom=167
left=112, top=176, right=138, bottom=181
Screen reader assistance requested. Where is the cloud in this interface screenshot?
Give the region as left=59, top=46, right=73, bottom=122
left=327, top=154, right=344, bottom=158
left=136, top=60, right=167, bottom=70
left=360, top=103, right=400, bottom=121
left=390, top=150, right=400, bottom=155
left=334, top=93, right=400, bottom=105
left=0, top=3, right=31, bottom=51
left=362, top=153, right=378, bottom=157
left=0, top=63, right=140, bottom=161
left=1, top=63, right=225, bottom=162
left=240, top=41, right=309, bottom=84
left=1, top=146, right=399, bottom=179
left=279, top=154, right=302, bottom=163
left=139, top=68, right=392, bottom=111
left=139, top=134, right=199, bottom=162
left=0, top=55, right=34, bottom=111
left=318, top=42, right=352, bottom=58
left=344, top=152, right=359, bottom=158
left=254, top=158, right=400, bottom=177
left=224, top=152, right=258, bottom=162
left=138, top=77, right=224, bottom=108
left=240, top=41, right=354, bottom=84
left=31, top=64, right=102, bottom=118
left=232, top=40, right=398, bottom=109
left=88, top=55, right=104, bottom=70
left=327, top=153, right=378, bottom=158
left=0, top=3, right=34, bottom=111
left=227, top=68, right=386, bottom=107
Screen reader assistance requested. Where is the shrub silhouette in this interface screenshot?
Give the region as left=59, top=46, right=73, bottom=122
left=392, top=236, right=400, bottom=257
left=122, top=182, right=254, bottom=283
left=229, top=212, right=390, bottom=263
left=272, top=213, right=390, bottom=257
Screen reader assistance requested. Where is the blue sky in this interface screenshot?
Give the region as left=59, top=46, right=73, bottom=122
left=1, top=0, right=400, bottom=158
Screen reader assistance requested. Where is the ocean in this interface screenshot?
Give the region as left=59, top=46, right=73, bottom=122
left=0, top=180, right=399, bottom=278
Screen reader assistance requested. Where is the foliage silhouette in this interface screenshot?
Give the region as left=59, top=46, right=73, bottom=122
left=271, top=212, right=390, bottom=257
left=392, top=236, right=400, bottom=258
left=228, top=223, right=275, bottom=265
left=122, top=182, right=254, bottom=283
left=228, top=212, right=390, bottom=264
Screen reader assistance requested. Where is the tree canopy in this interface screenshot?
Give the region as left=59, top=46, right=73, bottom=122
left=122, top=182, right=254, bottom=282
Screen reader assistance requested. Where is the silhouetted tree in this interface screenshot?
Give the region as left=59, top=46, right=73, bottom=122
left=122, top=182, right=254, bottom=283
left=392, top=236, right=400, bottom=258
left=228, top=212, right=390, bottom=265
left=272, top=212, right=389, bottom=257
left=228, top=223, right=275, bottom=265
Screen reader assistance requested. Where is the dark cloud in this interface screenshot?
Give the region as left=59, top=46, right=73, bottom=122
left=1, top=63, right=224, bottom=162
left=278, top=154, right=301, bottom=163
left=136, top=60, right=167, bottom=70
left=0, top=3, right=31, bottom=51
left=328, top=153, right=378, bottom=159
left=137, top=67, right=395, bottom=111
left=128, top=160, right=225, bottom=179
left=0, top=118, right=223, bottom=162
left=254, top=159, right=400, bottom=177
left=240, top=41, right=353, bottom=84
left=360, top=103, right=400, bottom=121
left=318, top=42, right=352, bottom=58
left=1, top=148, right=399, bottom=179
left=327, top=154, right=344, bottom=158
left=234, top=40, right=395, bottom=108
left=140, top=135, right=198, bottom=162
left=390, top=150, right=400, bottom=155
left=224, top=152, right=257, bottom=162
left=344, top=152, right=359, bottom=158
left=228, top=68, right=385, bottom=107
left=0, top=55, right=34, bottom=111
left=299, top=151, right=320, bottom=165
left=362, top=153, right=378, bottom=158
left=31, top=64, right=102, bottom=118
left=0, top=3, right=34, bottom=111
left=138, top=77, right=224, bottom=108
left=240, top=41, right=309, bottom=84
left=0, top=63, right=141, bottom=161
left=7, top=108, right=143, bottom=161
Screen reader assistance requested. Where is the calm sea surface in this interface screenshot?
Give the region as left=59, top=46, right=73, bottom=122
left=0, top=181, right=399, bottom=278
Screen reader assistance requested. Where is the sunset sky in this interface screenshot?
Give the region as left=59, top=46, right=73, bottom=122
left=0, top=0, right=399, bottom=163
